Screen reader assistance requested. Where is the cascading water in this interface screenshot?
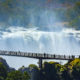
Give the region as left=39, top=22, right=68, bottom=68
left=0, top=9, right=80, bottom=55
left=0, top=26, right=80, bottom=55
left=0, top=0, right=80, bottom=69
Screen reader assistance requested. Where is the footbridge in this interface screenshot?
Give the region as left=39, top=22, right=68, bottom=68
left=0, top=50, right=79, bottom=69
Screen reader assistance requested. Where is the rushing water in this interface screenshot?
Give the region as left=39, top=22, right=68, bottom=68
left=1, top=26, right=80, bottom=69
left=0, top=1, right=80, bottom=69
left=0, top=27, right=80, bottom=55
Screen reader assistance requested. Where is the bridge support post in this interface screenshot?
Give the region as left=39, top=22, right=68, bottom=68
left=39, top=58, right=42, bottom=70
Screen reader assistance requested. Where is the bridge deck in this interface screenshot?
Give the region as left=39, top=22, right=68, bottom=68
left=0, top=50, right=78, bottom=60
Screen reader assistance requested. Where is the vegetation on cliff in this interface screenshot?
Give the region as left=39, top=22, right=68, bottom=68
left=0, top=57, right=80, bottom=80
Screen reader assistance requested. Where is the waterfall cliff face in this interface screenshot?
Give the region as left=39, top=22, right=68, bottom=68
left=0, top=26, right=80, bottom=55
left=0, top=0, right=80, bottom=69
left=0, top=6, right=79, bottom=55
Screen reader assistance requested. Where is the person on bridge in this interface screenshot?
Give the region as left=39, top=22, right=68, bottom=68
left=54, top=54, right=55, bottom=58
left=44, top=53, right=46, bottom=57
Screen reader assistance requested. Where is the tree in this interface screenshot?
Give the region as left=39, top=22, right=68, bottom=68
left=66, top=1, right=80, bottom=29
left=70, top=59, right=80, bottom=80
left=29, top=64, right=38, bottom=70
left=6, top=71, right=30, bottom=80
left=72, top=65, right=80, bottom=80
left=22, top=71, right=30, bottom=80
left=61, top=66, right=72, bottom=80
left=43, top=61, right=61, bottom=80
left=0, top=62, right=7, bottom=80
left=28, top=64, right=41, bottom=80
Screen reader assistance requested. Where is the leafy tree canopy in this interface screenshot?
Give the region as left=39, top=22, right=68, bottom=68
left=28, top=64, right=38, bottom=69
left=0, top=62, right=7, bottom=80
left=6, top=71, right=30, bottom=80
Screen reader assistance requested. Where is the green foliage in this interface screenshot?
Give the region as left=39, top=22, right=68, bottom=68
left=61, top=68, right=72, bottom=80
left=66, top=1, right=80, bottom=29
left=0, top=62, right=7, bottom=80
left=43, top=61, right=61, bottom=80
left=0, top=61, right=31, bottom=80
left=68, top=58, right=80, bottom=69
left=69, top=59, right=80, bottom=80
left=23, top=72, right=30, bottom=80
left=60, top=59, right=80, bottom=80
left=29, top=64, right=38, bottom=69
left=1, top=58, right=80, bottom=80
left=75, top=2, right=80, bottom=11
left=6, top=71, right=30, bottom=80
left=49, top=61, right=62, bottom=72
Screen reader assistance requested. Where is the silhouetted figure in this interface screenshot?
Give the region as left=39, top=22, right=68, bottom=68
left=54, top=54, right=55, bottom=58
left=35, top=53, right=37, bottom=57
left=64, top=55, right=66, bottom=58
left=44, top=53, right=46, bottom=57
left=32, top=53, right=33, bottom=56
left=72, top=55, right=75, bottom=59
left=15, top=52, right=17, bottom=55
left=69, top=55, right=70, bottom=59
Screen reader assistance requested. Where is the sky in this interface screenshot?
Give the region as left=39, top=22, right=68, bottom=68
left=0, top=0, right=80, bottom=69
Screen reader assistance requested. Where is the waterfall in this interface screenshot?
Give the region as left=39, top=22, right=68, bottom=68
left=0, top=27, right=80, bottom=55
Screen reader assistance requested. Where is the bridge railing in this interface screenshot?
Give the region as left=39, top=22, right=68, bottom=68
left=0, top=50, right=78, bottom=60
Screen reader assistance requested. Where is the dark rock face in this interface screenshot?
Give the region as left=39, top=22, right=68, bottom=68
left=0, top=57, right=9, bottom=68
left=0, top=57, right=15, bottom=71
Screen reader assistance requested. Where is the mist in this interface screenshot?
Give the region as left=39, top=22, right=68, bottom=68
left=0, top=0, right=80, bottom=69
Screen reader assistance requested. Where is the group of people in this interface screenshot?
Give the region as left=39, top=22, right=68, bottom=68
left=0, top=50, right=78, bottom=60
